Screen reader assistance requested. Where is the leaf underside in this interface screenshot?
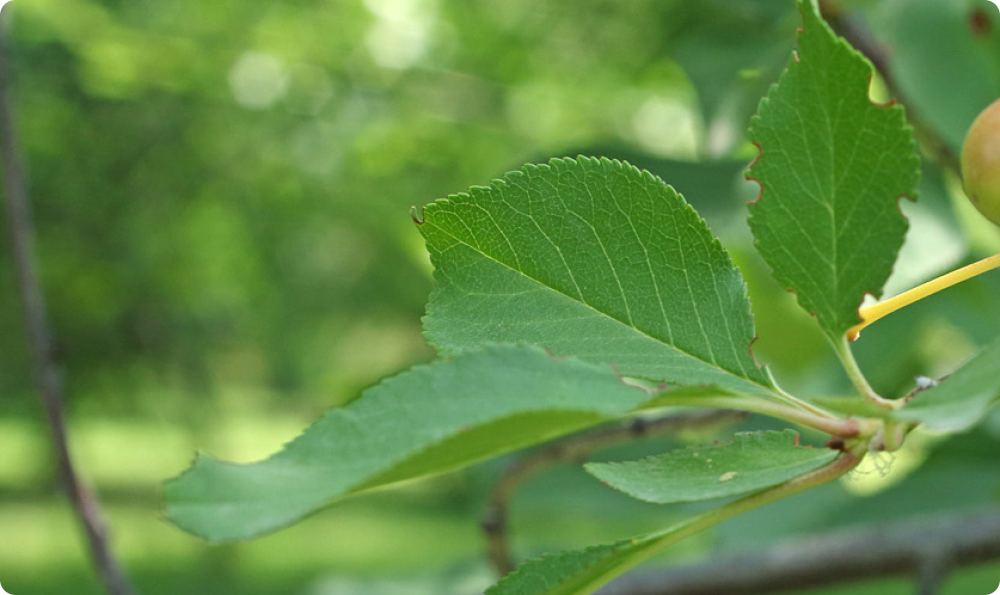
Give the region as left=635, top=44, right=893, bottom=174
left=746, top=0, right=920, bottom=337
left=421, top=155, right=773, bottom=395
left=585, top=429, right=838, bottom=504
left=164, top=345, right=654, bottom=541
left=893, top=337, right=1000, bottom=433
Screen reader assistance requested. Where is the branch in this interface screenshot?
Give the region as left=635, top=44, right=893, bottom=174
left=482, top=409, right=749, bottom=577
left=595, top=509, right=1000, bottom=595
left=0, top=14, right=136, bottom=595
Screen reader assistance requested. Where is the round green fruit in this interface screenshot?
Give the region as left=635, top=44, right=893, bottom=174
left=962, top=98, right=1000, bottom=227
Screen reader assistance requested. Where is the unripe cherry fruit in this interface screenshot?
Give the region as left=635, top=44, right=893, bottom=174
left=961, top=98, right=1000, bottom=227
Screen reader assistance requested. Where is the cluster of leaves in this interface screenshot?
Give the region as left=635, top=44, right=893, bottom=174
left=164, top=3, right=1000, bottom=594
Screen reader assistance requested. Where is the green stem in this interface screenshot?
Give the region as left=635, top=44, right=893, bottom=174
left=831, top=335, right=900, bottom=410
left=651, top=394, right=863, bottom=438
left=772, top=381, right=838, bottom=418
left=759, top=368, right=839, bottom=418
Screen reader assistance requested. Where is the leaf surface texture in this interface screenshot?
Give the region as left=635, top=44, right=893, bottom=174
left=422, top=156, right=772, bottom=394
left=746, top=0, right=920, bottom=336
left=585, top=429, right=837, bottom=504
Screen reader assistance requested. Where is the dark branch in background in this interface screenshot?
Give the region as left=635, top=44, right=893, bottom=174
left=483, top=409, right=749, bottom=577
left=596, top=509, right=1000, bottom=595
left=819, top=0, right=962, bottom=175
left=0, top=14, right=136, bottom=595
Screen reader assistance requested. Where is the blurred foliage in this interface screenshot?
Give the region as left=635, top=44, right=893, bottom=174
left=0, top=0, right=804, bottom=419
left=0, top=0, right=998, bottom=593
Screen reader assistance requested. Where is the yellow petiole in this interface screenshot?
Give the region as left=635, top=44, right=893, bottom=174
left=847, top=253, right=1000, bottom=341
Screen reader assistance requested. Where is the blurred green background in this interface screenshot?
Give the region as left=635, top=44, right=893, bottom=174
left=1, top=0, right=999, bottom=593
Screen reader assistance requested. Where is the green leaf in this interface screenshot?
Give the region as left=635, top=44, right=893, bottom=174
left=746, top=0, right=920, bottom=337
left=585, top=430, right=837, bottom=504
left=483, top=475, right=789, bottom=595
left=484, top=539, right=651, bottom=595
left=164, top=344, right=655, bottom=541
left=420, top=156, right=774, bottom=395
left=892, top=337, right=1000, bottom=433
left=484, top=515, right=716, bottom=595
left=485, top=445, right=852, bottom=595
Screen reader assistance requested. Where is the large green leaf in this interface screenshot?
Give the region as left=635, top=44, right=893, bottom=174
left=420, top=156, right=774, bottom=395
left=585, top=430, right=838, bottom=504
left=164, top=345, right=655, bottom=541
left=746, top=0, right=920, bottom=337
left=892, top=337, right=1000, bottom=433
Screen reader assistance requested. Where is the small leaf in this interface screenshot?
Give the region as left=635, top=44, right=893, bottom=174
left=585, top=429, right=837, bottom=504
left=892, top=337, right=1000, bottom=433
left=746, top=0, right=920, bottom=337
left=164, top=345, right=655, bottom=541
left=486, top=445, right=853, bottom=595
left=485, top=516, right=726, bottom=595
left=421, top=155, right=774, bottom=395
left=485, top=540, right=632, bottom=595
left=484, top=539, right=651, bottom=595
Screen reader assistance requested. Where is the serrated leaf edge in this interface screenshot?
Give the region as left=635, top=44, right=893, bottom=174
left=743, top=0, right=920, bottom=334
